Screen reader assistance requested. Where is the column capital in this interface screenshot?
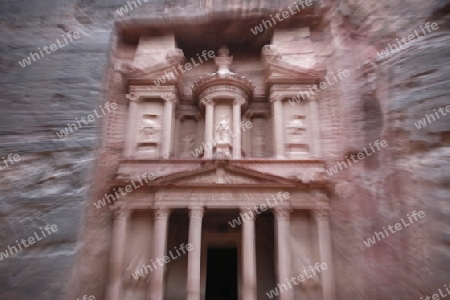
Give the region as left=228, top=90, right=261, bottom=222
left=126, top=94, right=140, bottom=103
left=314, top=208, right=331, bottom=220
left=270, top=94, right=284, bottom=103
left=161, top=93, right=177, bottom=103
left=189, top=207, right=204, bottom=219
left=308, top=93, right=319, bottom=102
left=111, top=202, right=130, bottom=219
left=273, top=207, right=291, bottom=220
left=154, top=207, right=170, bottom=220
left=201, top=95, right=214, bottom=106
left=233, top=97, right=246, bottom=106
left=240, top=207, right=257, bottom=221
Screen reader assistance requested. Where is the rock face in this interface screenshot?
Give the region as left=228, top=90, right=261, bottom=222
left=0, top=0, right=449, bottom=300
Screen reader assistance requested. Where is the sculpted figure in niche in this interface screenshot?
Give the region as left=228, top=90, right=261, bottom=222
left=139, top=115, right=160, bottom=140
left=180, top=135, right=195, bottom=157
left=288, top=115, right=306, bottom=135
left=215, top=118, right=231, bottom=144
left=255, top=136, right=266, bottom=156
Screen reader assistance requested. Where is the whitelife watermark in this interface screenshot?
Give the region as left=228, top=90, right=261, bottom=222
left=131, top=243, right=193, bottom=280
left=116, top=0, right=151, bottom=16
left=420, top=282, right=450, bottom=300
left=190, top=120, right=253, bottom=158
left=0, top=224, right=59, bottom=261
left=266, top=262, right=328, bottom=299
left=154, top=50, right=216, bottom=87
left=326, top=139, right=388, bottom=176
left=93, top=172, right=156, bottom=209
left=0, top=154, right=21, bottom=171
left=363, top=210, right=425, bottom=247
left=228, top=192, right=291, bottom=228
left=18, top=31, right=82, bottom=68
left=414, top=105, right=450, bottom=129
left=251, top=0, right=314, bottom=35
left=288, top=69, right=350, bottom=106
left=55, top=102, right=118, bottom=139
left=377, top=22, right=439, bottom=59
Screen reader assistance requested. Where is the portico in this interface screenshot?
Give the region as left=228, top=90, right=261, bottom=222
left=107, top=161, right=334, bottom=300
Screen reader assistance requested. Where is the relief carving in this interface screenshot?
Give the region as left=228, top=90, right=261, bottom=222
left=287, top=115, right=306, bottom=137
left=180, top=135, right=195, bottom=158
left=215, top=118, right=232, bottom=144
left=139, top=115, right=160, bottom=141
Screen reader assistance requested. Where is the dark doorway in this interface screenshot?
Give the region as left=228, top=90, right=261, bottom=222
left=205, top=247, right=238, bottom=300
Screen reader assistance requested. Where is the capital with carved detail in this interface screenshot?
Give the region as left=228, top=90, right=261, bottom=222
left=240, top=207, right=257, bottom=221
left=189, top=206, right=204, bottom=219
left=161, top=94, right=177, bottom=103
left=233, top=97, right=246, bottom=106
left=111, top=202, right=130, bottom=220
left=154, top=207, right=170, bottom=220
left=270, top=95, right=284, bottom=103
left=314, top=208, right=330, bottom=220
left=201, top=95, right=214, bottom=106
left=273, top=207, right=291, bottom=221
left=126, top=94, right=140, bottom=103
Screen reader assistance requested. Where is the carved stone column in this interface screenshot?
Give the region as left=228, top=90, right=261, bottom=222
left=162, top=94, right=176, bottom=159
left=174, top=113, right=183, bottom=158
left=241, top=208, right=257, bottom=300
left=232, top=98, right=245, bottom=159
left=108, top=202, right=130, bottom=300
left=274, top=208, right=294, bottom=300
left=186, top=207, right=204, bottom=300
left=148, top=207, right=170, bottom=300
left=309, top=96, right=322, bottom=158
left=315, top=209, right=335, bottom=300
left=202, top=96, right=214, bottom=159
left=271, top=95, right=285, bottom=159
left=125, top=94, right=140, bottom=157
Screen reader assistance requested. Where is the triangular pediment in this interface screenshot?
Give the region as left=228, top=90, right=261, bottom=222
left=154, top=164, right=296, bottom=187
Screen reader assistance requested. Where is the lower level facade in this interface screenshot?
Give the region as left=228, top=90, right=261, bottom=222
left=106, top=161, right=335, bottom=300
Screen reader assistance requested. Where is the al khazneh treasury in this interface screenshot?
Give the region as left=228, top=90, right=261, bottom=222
left=100, top=5, right=337, bottom=300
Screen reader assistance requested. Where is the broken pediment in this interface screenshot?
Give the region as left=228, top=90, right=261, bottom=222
left=261, top=45, right=326, bottom=85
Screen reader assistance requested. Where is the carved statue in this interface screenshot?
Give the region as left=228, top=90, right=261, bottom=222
left=182, top=135, right=195, bottom=150
left=254, top=136, right=266, bottom=156
left=139, top=115, right=160, bottom=140
left=215, top=118, right=231, bottom=144
left=287, top=115, right=306, bottom=135
left=180, top=135, right=195, bottom=157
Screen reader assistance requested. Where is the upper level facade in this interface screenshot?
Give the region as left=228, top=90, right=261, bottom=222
left=113, top=14, right=332, bottom=163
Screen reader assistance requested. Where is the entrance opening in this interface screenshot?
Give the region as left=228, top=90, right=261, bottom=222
left=205, top=247, right=238, bottom=300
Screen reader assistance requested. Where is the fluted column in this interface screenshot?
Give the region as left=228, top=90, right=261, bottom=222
left=162, top=94, right=176, bottom=159
left=232, top=98, right=244, bottom=159
left=274, top=208, right=294, bottom=300
left=148, top=207, right=170, bottom=300
left=271, top=95, right=285, bottom=159
left=125, top=94, right=140, bottom=157
left=309, top=96, right=322, bottom=158
left=315, top=209, right=335, bottom=300
left=186, top=207, right=204, bottom=300
left=203, top=96, right=214, bottom=159
left=241, top=208, right=257, bottom=300
left=108, top=203, right=130, bottom=300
